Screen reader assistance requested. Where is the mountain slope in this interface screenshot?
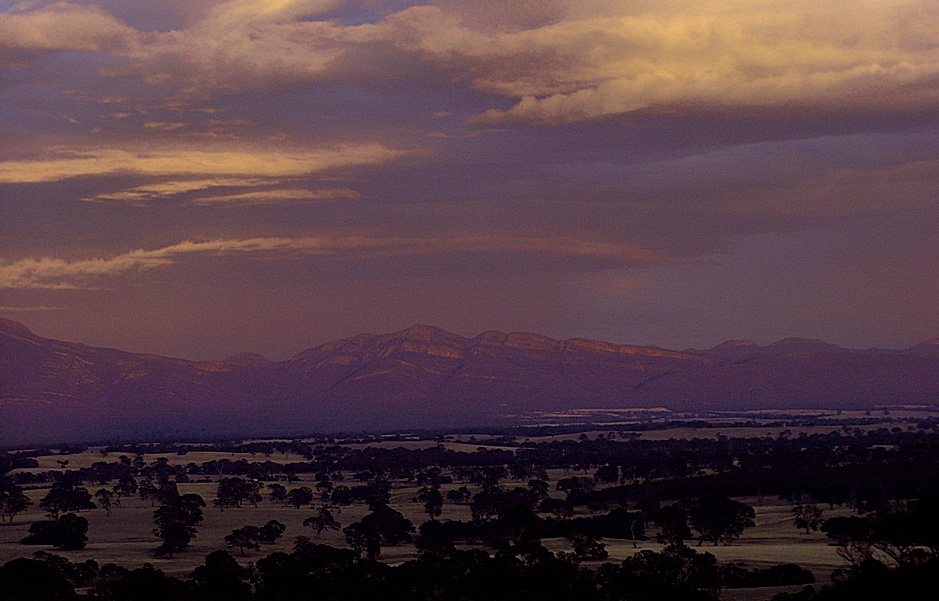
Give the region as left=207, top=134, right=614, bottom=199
left=1, top=319, right=938, bottom=443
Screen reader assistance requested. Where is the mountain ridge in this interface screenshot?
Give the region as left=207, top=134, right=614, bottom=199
left=2, top=318, right=938, bottom=444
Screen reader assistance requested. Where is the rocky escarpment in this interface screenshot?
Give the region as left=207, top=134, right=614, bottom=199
left=2, top=319, right=938, bottom=443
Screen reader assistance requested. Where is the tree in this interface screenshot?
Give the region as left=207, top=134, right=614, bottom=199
left=152, top=493, right=205, bottom=557
left=0, top=557, right=76, bottom=601
left=539, top=497, right=575, bottom=519
left=417, top=486, right=444, bottom=521
left=415, top=519, right=457, bottom=558
left=446, top=486, right=472, bottom=504
left=569, top=533, right=609, bottom=561
left=286, top=486, right=314, bottom=509
left=315, top=479, right=334, bottom=502
left=793, top=504, right=824, bottom=534
left=38, top=483, right=95, bottom=519
left=343, top=505, right=414, bottom=559
left=0, top=480, right=32, bottom=523
left=214, top=477, right=261, bottom=510
left=224, top=519, right=285, bottom=556
left=21, top=513, right=89, bottom=550
left=685, top=494, right=755, bottom=546
left=527, top=479, right=550, bottom=500
left=113, top=476, right=137, bottom=507
left=360, top=505, right=414, bottom=545
left=594, top=465, right=620, bottom=485
left=268, top=483, right=288, bottom=505
left=225, top=526, right=262, bottom=556
left=91, top=563, right=185, bottom=600
left=343, top=521, right=381, bottom=560
left=303, top=506, right=341, bottom=538
left=30, top=551, right=99, bottom=589
left=259, top=519, right=287, bottom=544
left=95, top=489, right=114, bottom=517
left=656, top=504, right=692, bottom=545
left=190, top=550, right=253, bottom=601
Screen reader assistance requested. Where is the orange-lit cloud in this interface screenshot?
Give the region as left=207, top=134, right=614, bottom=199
left=384, top=0, right=939, bottom=124
left=0, top=144, right=403, bottom=184
left=6, top=1, right=931, bottom=122
left=0, top=236, right=658, bottom=290
left=0, top=2, right=137, bottom=54
left=189, top=187, right=362, bottom=206
left=82, top=178, right=363, bottom=206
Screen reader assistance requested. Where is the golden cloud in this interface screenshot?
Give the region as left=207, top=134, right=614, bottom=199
left=384, top=0, right=939, bottom=124
left=6, top=1, right=934, bottom=122
left=0, top=144, right=404, bottom=184
left=190, top=187, right=362, bottom=206
left=0, top=2, right=138, bottom=53
left=0, top=236, right=658, bottom=289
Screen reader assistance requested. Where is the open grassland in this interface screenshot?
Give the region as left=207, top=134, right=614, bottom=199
left=0, top=474, right=850, bottom=583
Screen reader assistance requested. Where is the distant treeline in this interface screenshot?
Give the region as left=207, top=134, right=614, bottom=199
left=5, top=428, right=939, bottom=511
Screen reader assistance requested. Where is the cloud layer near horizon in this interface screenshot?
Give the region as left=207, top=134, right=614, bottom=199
left=1, top=0, right=937, bottom=358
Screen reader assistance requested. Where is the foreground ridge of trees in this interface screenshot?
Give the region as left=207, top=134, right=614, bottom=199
left=0, top=541, right=817, bottom=601
left=2, top=538, right=933, bottom=601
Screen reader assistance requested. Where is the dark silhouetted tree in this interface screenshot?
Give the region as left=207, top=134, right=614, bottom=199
left=0, top=480, right=32, bottom=523
left=21, top=513, right=89, bottom=550
left=38, top=483, right=95, bottom=519
left=152, top=493, right=205, bottom=557
left=95, top=489, right=114, bottom=516
left=417, top=486, right=444, bottom=521
left=793, top=504, right=824, bottom=534
left=304, top=506, right=341, bottom=538
left=0, top=557, right=76, bottom=601
left=224, top=526, right=261, bottom=556
left=286, top=486, right=314, bottom=509
left=189, top=550, right=253, bottom=601
left=685, top=494, right=755, bottom=546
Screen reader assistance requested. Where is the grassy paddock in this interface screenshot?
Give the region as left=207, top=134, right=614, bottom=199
left=1, top=474, right=849, bottom=583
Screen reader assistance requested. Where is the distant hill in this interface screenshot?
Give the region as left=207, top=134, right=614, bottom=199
left=1, top=318, right=938, bottom=444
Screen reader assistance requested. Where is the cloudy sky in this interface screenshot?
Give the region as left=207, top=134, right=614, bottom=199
left=1, top=0, right=937, bottom=360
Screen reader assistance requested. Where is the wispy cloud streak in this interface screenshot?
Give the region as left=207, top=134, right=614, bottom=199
left=0, top=236, right=658, bottom=289
left=0, top=145, right=404, bottom=184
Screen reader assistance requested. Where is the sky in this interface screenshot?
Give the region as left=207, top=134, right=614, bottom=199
left=0, top=0, right=937, bottom=361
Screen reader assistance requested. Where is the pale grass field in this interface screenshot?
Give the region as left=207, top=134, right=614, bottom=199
left=1, top=475, right=849, bottom=589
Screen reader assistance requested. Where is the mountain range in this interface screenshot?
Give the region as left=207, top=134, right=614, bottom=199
left=2, top=318, right=938, bottom=444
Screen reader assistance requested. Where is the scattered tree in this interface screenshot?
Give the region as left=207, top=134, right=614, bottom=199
left=152, top=493, right=205, bottom=557
left=225, top=526, right=262, bottom=556
left=214, top=477, right=262, bottom=510
left=685, top=494, right=756, bottom=546
left=268, top=483, right=288, bottom=505
left=793, top=503, right=824, bottom=534
left=21, top=513, right=89, bottom=550
left=38, top=483, right=95, bottom=519
left=304, top=506, right=341, bottom=538
left=286, top=486, right=314, bottom=509
left=259, top=520, right=286, bottom=544
left=569, top=533, right=609, bottom=561
left=95, top=489, right=114, bottom=517
left=417, top=486, right=444, bottom=521
left=0, top=480, right=32, bottom=523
